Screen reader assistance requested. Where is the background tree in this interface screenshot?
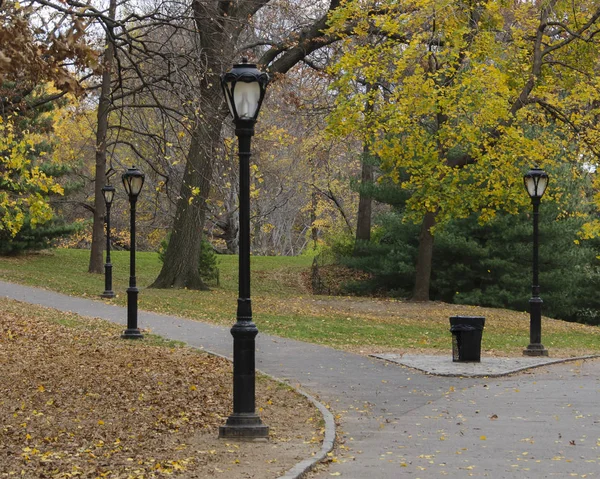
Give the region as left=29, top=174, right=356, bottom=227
left=88, top=0, right=117, bottom=273
left=151, top=0, right=352, bottom=288
left=327, top=0, right=600, bottom=300
left=0, top=2, right=96, bottom=251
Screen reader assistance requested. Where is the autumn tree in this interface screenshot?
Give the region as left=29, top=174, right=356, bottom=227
left=79, top=0, right=202, bottom=272
left=24, top=0, right=210, bottom=271
left=0, top=1, right=96, bottom=246
left=150, top=0, right=354, bottom=288
left=88, top=0, right=117, bottom=273
left=0, top=1, right=94, bottom=99
left=327, top=0, right=600, bottom=300
left=224, top=66, right=360, bottom=256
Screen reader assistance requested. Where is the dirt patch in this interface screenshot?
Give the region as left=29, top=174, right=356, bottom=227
left=0, top=299, right=323, bottom=478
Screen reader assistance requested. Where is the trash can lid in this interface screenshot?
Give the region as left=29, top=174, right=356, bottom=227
left=449, top=316, right=485, bottom=328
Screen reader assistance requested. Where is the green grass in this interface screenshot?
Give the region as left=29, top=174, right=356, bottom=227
left=1, top=248, right=600, bottom=357
left=0, top=248, right=309, bottom=296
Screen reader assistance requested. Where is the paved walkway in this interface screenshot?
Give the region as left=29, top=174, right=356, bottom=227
left=2, top=280, right=600, bottom=478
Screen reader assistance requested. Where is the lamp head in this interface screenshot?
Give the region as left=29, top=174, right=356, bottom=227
left=524, top=167, right=549, bottom=199
left=221, top=58, right=269, bottom=123
left=101, top=184, right=116, bottom=206
left=122, top=166, right=145, bottom=199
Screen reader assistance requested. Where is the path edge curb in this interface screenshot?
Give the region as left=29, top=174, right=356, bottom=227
left=274, top=377, right=336, bottom=479
left=198, top=349, right=336, bottom=479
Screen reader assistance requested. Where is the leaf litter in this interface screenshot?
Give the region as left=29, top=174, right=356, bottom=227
left=0, top=298, right=322, bottom=478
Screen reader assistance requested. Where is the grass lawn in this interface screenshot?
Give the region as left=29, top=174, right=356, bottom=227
left=1, top=248, right=599, bottom=357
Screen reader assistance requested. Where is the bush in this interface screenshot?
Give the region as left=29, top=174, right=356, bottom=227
left=338, top=212, right=419, bottom=296
left=325, top=207, right=600, bottom=324
left=432, top=210, right=600, bottom=323
left=0, top=217, right=81, bottom=255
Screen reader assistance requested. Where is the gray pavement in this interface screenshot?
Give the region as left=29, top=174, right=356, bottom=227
left=2, top=280, right=600, bottom=478
left=373, top=352, right=599, bottom=377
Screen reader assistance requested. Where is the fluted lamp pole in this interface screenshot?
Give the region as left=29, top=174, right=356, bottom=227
left=219, top=58, right=270, bottom=440
left=121, top=166, right=145, bottom=340
left=523, top=166, right=549, bottom=357
left=100, top=185, right=116, bottom=298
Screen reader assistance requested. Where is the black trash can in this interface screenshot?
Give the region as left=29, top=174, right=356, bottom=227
left=449, top=316, right=485, bottom=362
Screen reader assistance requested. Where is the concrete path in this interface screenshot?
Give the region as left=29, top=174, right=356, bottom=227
left=2, top=280, right=599, bottom=478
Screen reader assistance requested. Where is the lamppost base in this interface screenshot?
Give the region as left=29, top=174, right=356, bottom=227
left=219, top=413, right=269, bottom=440
left=121, top=329, right=144, bottom=339
left=523, top=344, right=548, bottom=357
left=100, top=291, right=115, bottom=299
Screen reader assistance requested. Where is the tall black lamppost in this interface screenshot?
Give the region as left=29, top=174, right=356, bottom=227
left=100, top=185, right=116, bottom=298
left=219, top=59, right=270, bottom=439
left=121, top=166, right=145, bottom=340
left=523, top=166, right=549, bottom=357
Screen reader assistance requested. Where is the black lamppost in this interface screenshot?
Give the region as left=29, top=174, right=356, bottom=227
left=219, top=59, right=270, bottom=439
left=523, top=166, right=549, bottom=357
left=100, top=185, right=116, bottom=298
left=121, top=166, right=145, bottom=340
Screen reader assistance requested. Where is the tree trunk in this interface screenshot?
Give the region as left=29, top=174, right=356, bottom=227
left=150, top=109, right=224, bottom=289
left=311, top=192, right=318, bottom=250
left=310, top=169, right=319, bottom=250
left=88, top=0, right=116, bottom=274
left=413, top=211, right=437, bottom=301
left=355, top=142, right=374, bottom=244
left=150, top=0, right=232, bottom=289
left=224, top=180, right=239, bottom=254
left=355, top=84, right=375, bottom=247
left=223, top=214, right=239, bottom=254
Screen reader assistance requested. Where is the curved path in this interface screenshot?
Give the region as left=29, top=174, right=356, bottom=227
left=2, top=281, right=599, bottom=478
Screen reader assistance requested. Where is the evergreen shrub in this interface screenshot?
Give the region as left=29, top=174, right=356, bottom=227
left=328, top=207, right=600, bottom=324
left=0, top=217, right=81, bottom=255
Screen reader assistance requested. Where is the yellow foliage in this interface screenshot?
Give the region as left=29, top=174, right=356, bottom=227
left=326, top=0, right=600, bottom=225
left=0, top=118, right=64, bottom=236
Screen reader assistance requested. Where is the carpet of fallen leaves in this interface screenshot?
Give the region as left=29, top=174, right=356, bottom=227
left=0, top=299, right=322, bottom=479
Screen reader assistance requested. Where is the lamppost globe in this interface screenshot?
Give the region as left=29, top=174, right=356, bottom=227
left=122, top=166, right=145, bottom=198
left=121, top=166, right=145, bottom=340
left=221, top=58, right=269, bottom=123
left=523, top=166, right=549, bottom=357
left=524, top=167, right=549, bottom=199
left=219, top=59, right=270, bottom=440
left=100, top=184, right=116, bottom=299
left=101, top=184, right=115, bottom=205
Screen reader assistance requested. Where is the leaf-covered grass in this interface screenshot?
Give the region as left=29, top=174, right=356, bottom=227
left=0, top=298, right=320, bottom=478
left=1, top=248, right=599, bottom=357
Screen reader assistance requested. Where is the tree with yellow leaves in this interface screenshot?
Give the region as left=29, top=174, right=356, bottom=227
left=0, top=1, right=96, bottom=251
left=0, top=117, right=63, bottom=236
left=327, top=0, right=600, bottom=300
